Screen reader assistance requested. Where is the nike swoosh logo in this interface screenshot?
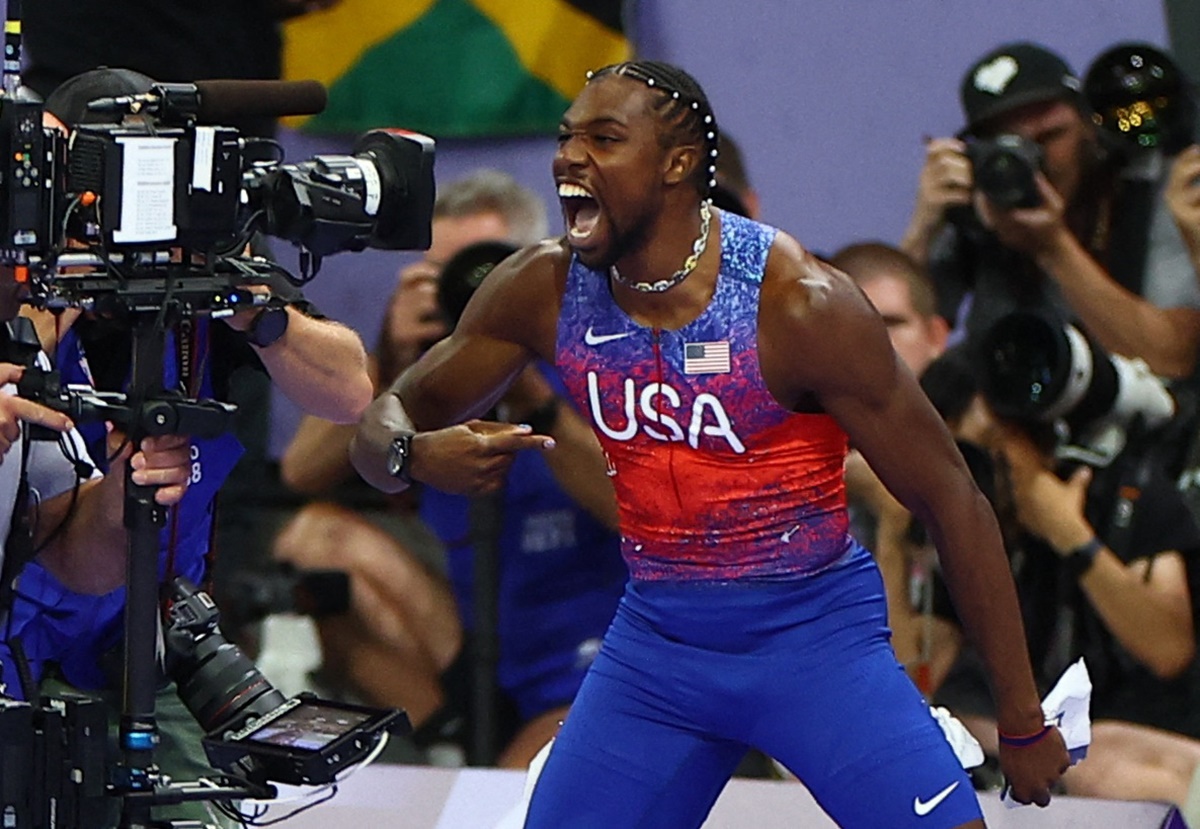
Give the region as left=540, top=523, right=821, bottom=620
left=584, top=326, right=632, bottom=346
left=913, top=781, right=959, bottom=816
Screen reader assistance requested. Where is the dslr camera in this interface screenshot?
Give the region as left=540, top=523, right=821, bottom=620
left=965, top=133, right=1044, bottom=209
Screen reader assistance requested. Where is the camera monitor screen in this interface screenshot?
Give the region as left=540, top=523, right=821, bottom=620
left=241, top=702, right=372, bottom=752
left=204, top=694, right=411, bottom=785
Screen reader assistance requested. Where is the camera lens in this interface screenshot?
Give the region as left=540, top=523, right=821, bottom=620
left=166, top=578, right=287, bottom=735
left=976, top=310, right=1174, bottom=439
left=977, top=312, right=1071, bottom=421
left=967, top=134, right=1044, bottom=209
left=173, top=636, right=287, bottom=735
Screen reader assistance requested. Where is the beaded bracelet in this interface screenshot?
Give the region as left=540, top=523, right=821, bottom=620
left=997, top=723, right=1054, bottom=748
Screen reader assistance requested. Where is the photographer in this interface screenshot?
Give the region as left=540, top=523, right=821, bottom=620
left=902, top=41, right=1200, bottom=380
left=914, top=347, right=1200, bottom=819
left=10, top=67, right=373, bottom=826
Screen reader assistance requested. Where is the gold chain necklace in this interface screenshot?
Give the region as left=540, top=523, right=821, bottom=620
left=610, top=200, right=712, bottom=293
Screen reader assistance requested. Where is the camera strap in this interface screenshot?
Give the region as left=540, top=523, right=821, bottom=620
left=1097, top=433, right=1155, bottom=565
left=1103, top=174, right=1158, bottom=297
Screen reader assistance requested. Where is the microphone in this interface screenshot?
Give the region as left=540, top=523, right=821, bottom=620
left=192, top=79, right=327, bottom=121
left=86, top=79, right=327, bottom=123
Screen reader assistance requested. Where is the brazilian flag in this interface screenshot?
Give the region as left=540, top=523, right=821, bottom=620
left=282, top=0, right=631, bottom=136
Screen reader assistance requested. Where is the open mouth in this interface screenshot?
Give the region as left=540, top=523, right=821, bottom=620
left=558, top=182, right=601, bottom=245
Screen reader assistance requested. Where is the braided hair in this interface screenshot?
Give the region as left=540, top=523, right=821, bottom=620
left=587, top=60, right=719, bottom=198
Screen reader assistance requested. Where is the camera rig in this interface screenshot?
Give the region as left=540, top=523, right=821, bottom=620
left=0, top=6, right=429, bottom=826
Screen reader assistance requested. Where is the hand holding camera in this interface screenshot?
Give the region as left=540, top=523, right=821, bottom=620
left=972, top=163, right=1068, bottom=260
left=999, top=426, right=1095, bottom=553
left=904, top=132, right=1068, bottom=261
left=906, top=137, right=974, bottom=246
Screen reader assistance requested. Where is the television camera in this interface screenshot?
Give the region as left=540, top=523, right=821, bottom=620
left=0, top=76, right=434, bottom=317
left=0, top=33, right=433, bottom=826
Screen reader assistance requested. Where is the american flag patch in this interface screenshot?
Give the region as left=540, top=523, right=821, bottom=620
left=684, top=340, right=731, bottom=374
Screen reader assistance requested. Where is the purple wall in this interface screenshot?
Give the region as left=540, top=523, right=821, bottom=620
left=269, top=0, right=1169, bottom=455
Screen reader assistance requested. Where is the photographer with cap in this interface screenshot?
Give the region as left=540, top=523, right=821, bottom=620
left=902, top=41, right=1200, bottom=380
left=11, top=66, right=372, bottom=826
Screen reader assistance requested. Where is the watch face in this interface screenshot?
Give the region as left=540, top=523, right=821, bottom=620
left=386, top=435, right=411, bottom=480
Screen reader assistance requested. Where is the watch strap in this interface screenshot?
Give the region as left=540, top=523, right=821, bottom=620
left=1065, top=536, right=1102, bottom=579
left=246, top=303, right=289, bottom=348
left=388, top=432, right=415, bottom=483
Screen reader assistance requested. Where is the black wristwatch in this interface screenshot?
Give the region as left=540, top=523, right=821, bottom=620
left=1065, top=536, right=1102, bottom=579
left=246, top=304, right=289, bottom=348
left=386, top=432, right=415, bottom=483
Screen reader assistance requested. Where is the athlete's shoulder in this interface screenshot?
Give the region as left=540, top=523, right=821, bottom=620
left=493, top=236, right=572, bottom=279
left=758, top=231, right=891, bottom=403
left=456, top=237, right=572, bottom=355
left=763, top=230, right=860, bottom=319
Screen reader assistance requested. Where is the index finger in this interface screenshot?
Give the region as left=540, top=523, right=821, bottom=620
left=469, top=421, right=556, bottom=453
left=925, top=136, right=968, bottom=157
left=7, top=396, right=73, bottom=432
left=0, top=363, right=24, bottom=386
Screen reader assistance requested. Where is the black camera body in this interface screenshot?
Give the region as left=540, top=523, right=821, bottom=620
left=0, top=694, right=109, bottom=829
left=966, top=133, right=1044, bottom=209
left=0, top=95, right=64, bottom=255
left=63, top=122, right=244, bottom=252
left=221, top=565, right=350, bottom=637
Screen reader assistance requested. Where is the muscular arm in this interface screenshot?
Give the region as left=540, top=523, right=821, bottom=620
left=227, top=306, right=374, bottom=423
left=761, top=238, right=1066, bottom=801
left=1035, top=229, right=1200, bottom=378
left=1082, top=549, right=1194, bottom=678
left=279, top=354, right=387, bottom=495
left=279, top=416, right=356, bottom=494
left=1003, top=434, right=1195, bottom=678
left=983, top=176, right=1200, bottom=378
left=351, top=243, right=564, bottom=494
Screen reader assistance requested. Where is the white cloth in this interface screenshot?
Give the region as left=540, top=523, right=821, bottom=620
left=930, top=705, right=986, bottom=769
left=1002, top=658, right=1093, bottom=808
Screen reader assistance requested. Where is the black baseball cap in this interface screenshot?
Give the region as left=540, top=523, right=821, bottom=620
left=960, top=42, right=1085, bottom=135
left=43, top=67, right=157, bottom=129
